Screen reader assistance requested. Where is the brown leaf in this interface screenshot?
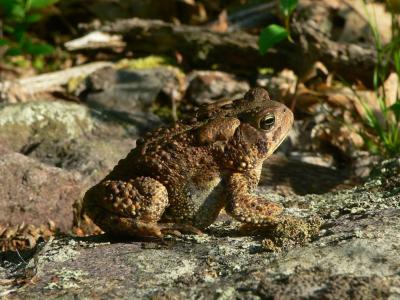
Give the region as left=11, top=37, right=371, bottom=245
left=209, top=9, right=229, bottom=32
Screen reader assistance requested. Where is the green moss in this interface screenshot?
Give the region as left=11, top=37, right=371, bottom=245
left=116, top=55, right=176, bottom=70
left=258, top=67, right=274, bottom=75
left=67, top=75, right=86, bottom=94
left=150, top=103, right=175, bottom=123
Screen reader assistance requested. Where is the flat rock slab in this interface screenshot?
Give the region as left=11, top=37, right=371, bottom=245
left=1, top=159, right=400, bottom=299
left=1, top=209, right=399, bottom=299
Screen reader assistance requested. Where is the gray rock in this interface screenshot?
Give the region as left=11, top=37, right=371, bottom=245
left=84, top=66, right=184, bottom=113
left=0, top=101, right=94, bottom=151
left=0, top=100, right=162, bottom=180
left=1, top=159, right=399, bottom=299
left=0, top=99, right=164, bottom=241
left=185, top=70, right=250, bottom=105
left=0, top=152, right=84, bottom=231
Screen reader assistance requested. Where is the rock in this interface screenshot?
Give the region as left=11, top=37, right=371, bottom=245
left=0, top=100, right=162, bottom=180
left=0, top=152, right=84, bottom=232
left=289, top=151, right=335, bottom=168
left=257, top=267, right=396, bottom=299
left=185, top=70, right=249, bottom=105
left=29, top=138, right=135, bottom=182
left=0, top=101, right=94, bottom=151
left=0, top=145, right=11, bottom=156
left=83, top=66, right=185, bottom=113
left=0, top=93, right=168, bottom=253
left=0, top=91, right=169, bottom=252
left=1, top=158, right=399, bottom=298
left=260, top=154, right=350, bottom=196
left=256, top=69, right=297, bottom=101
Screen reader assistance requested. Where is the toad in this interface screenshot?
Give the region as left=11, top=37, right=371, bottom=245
left=82, top=87, right=294, bottom=237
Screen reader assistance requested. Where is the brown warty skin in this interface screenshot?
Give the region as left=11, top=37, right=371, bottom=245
left=82, top=87, right=294, bottom=238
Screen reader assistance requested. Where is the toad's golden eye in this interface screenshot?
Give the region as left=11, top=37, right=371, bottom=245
left=259, top=113, right=275, bottom=130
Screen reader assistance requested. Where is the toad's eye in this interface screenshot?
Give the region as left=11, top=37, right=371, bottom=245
left=259, top=114, right=275, bottom=130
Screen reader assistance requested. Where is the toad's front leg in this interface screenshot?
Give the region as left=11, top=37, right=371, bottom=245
left=225, top=170, right=284, bottom=225
left=225, top=170, right=321, bottom=247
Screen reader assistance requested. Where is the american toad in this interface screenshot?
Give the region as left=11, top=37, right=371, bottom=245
left=82, top=87, right=294, bottom=237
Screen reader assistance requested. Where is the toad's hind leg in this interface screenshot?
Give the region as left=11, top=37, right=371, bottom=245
left=83, top=176, right=169, bottom=238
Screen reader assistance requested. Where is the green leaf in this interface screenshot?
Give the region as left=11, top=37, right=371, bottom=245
left=33, top=56, right=45, bottom=70
left=390, top=101, right=400, bottom=121
left=12, top=25, right=26, bottom=42
left=5, top=46, right=23, bottom=56
left=3, top=25, right=15, bottom=34
left=393, top=50, right=400, bottom=75
left=25, top=0, right=32, bottom=10
left=0, top=0, right=21, bottom=15
left=25, top=42, right=54, bottom=55
left=26, top=13, right=42, bottom=23
left=0, top=38, right=8, bottom=46
left=29, top=0, right=58, bottom=9
left=280, top=0, right=298, bottom=16
left=10, top=2, right=25, bottom=19
left=258, top=24, right=288, bottom=55
left=364, top=137, right=380, bottom=154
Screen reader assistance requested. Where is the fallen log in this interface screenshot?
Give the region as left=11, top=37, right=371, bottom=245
left=0, top=61, right=113, bottom=102
left=67, top=0, right=378, bottom=85
left=76, top=18, right=299, bottom=75
left=292, top=1, right=377, bottom=86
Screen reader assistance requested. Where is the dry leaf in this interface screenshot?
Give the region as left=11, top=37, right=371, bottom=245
left=382, top=72, right=399, bottom=107
left=209, top=9, right=229, bottom=32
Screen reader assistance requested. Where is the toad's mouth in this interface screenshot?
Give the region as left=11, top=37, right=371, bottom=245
left=268, top=127, right=292, bottom=155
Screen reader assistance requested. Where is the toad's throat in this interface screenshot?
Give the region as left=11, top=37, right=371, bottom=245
left=184, top=176, right=226, bottom=228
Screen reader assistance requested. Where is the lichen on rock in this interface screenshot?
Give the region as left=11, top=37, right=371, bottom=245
left=1, top=158, right=399, bottom=299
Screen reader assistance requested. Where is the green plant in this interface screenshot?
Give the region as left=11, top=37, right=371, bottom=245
left=356, top=1, right=400, bottom=156
left=258, top=0, right=298, bottom=55
left=0, top=0, right=58, bottom=57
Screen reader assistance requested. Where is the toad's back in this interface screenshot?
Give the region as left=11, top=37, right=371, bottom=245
left=103, top=122, right=221, bottom=186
